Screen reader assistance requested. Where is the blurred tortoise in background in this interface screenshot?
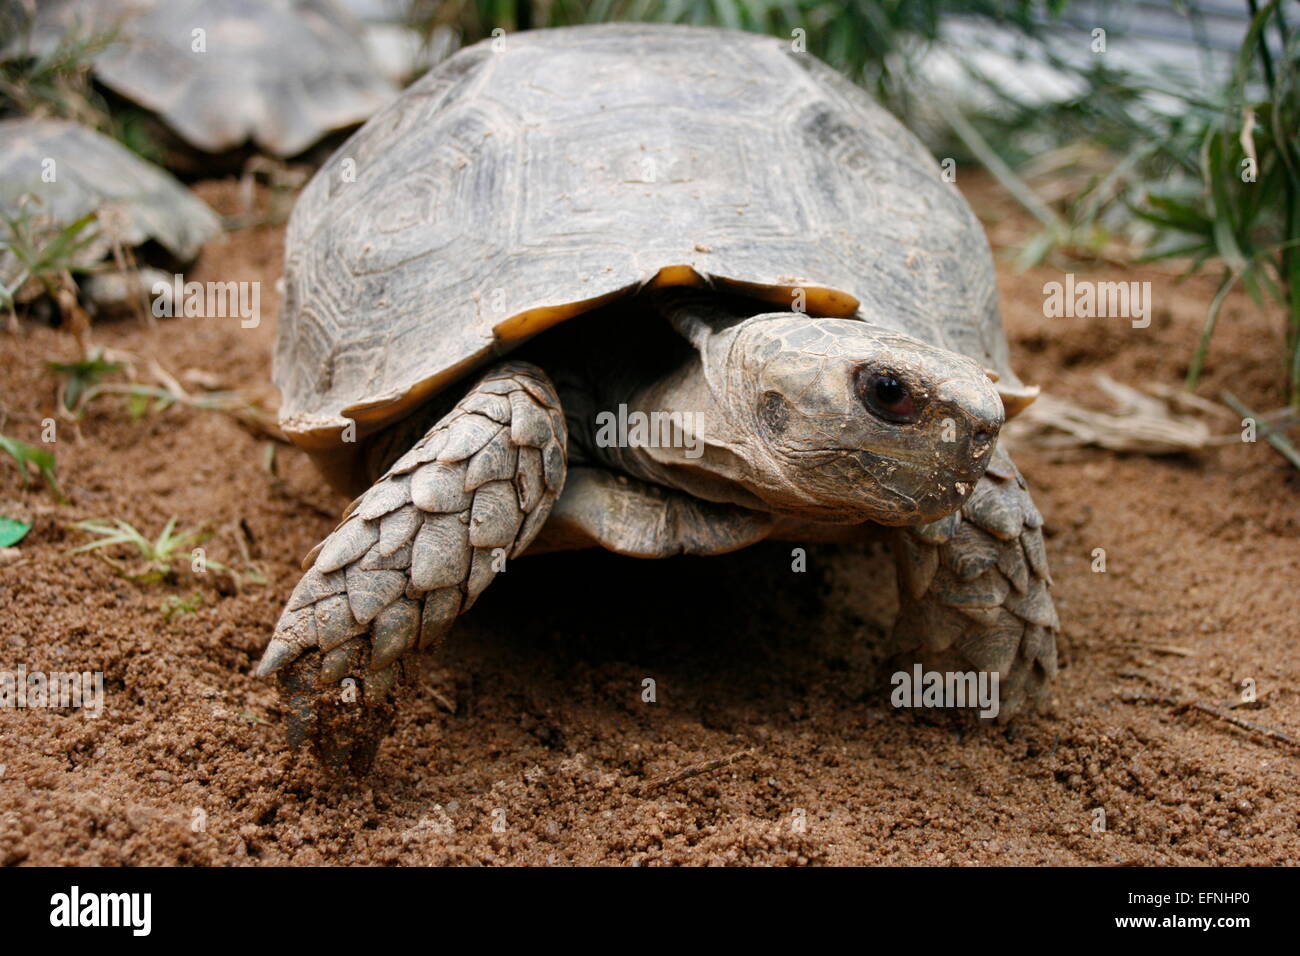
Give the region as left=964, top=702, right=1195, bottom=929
left=6, top=0, right=397, bottom=157
left=258, top=24, right=1059, bottom=772
left=335, top=0, right=452, bottom=86
left=0, top=117, right=219, bottom=319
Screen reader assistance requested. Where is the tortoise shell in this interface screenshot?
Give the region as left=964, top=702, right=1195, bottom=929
left=276, top=23, right=1020, bottom=456
left=20, top=0, right=396, bottom=156
left=0, top=118, right=220, bottom=288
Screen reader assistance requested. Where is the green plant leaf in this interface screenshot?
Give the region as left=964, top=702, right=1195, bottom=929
left=0, top=516, right=31, bottom=547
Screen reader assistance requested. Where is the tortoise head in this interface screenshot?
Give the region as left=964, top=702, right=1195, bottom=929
left=684, top=313, right=1005, bottom=525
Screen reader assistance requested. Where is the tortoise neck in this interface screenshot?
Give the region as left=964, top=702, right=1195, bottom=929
left=647, top=289, right=750, bottom=348
left=585, top=353, right=769, bottom=513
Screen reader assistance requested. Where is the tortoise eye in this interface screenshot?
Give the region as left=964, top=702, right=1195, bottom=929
left=856, top=368, right=918, bottom=424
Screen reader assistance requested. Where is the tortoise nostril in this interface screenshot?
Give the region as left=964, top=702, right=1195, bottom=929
left=934, top=379, right=1004, bottom=440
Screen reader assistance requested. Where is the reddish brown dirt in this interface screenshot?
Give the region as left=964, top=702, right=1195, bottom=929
left=1, top=175, right=1297, bottom=866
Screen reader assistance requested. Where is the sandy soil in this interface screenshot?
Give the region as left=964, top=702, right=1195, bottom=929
left=1, top=174, right=1297, bottom=866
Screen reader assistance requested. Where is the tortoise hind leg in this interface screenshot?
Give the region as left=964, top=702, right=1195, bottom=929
left=257, top=361, right=568, bottom=773
left=889, top=445, right=1059, bottom=719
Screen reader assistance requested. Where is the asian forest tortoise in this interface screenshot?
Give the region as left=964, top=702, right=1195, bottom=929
left=258, top=23, right=1059, bottom=771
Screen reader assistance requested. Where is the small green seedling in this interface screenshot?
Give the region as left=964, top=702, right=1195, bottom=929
left=0, top=205, right=101, bottom=315
left=70, top=516, right=263, bottom=588
left=76, top=380, right=274, bottom=431
left=0, top=9, right=119, bottom=129
left=70, top=516, right=222, bottom=584
left=47, top=348, right=124, bottom=412
left=160, top=591, right=204, bottom=621
left=0, top=432, right=65, bottom=502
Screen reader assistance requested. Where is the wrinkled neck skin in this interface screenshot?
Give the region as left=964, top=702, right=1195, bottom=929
left=607, top=346, right=773, bottom=512
left=555, top=306, right=762, bottom=509
left=603, top=308, right=833, bottom=518
left=574, top=295, right=1004, bottom=526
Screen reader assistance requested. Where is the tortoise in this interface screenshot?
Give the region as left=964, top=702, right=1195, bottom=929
left=258, top=23, right=1059, bottom=771
left=335, top=0, right=450, bottom=85
left=11, top=0, right=396, bottom=157
left=0, top=117, right=219, bottom=315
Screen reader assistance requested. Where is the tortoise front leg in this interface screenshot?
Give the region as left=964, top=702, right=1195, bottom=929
left=257, top=361, right=567, bottom=773
left=889, top=446, right=1059, bottom=718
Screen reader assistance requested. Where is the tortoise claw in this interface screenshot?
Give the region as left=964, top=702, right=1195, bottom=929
left=254, top=637, right=298, bottom=678
left=277, top=650, right=401, bottom=776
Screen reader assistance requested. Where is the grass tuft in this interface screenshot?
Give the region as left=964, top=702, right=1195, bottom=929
left=0, top=432, right=64, bottom=502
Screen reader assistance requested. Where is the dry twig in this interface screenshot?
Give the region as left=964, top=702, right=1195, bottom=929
left=639, top=748, right=755, bottom=794
left=1120, top=692, right=1299, bottom=750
